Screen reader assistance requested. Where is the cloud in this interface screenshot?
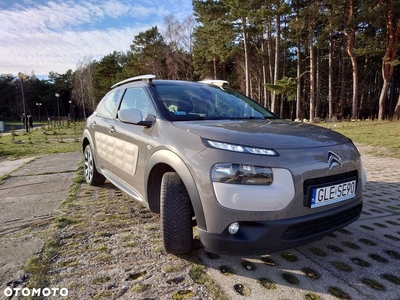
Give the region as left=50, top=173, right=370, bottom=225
left=0, top=0, right=192, bottom=77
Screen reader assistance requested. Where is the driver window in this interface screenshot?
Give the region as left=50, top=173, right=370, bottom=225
left=119, top=87, right=155, bottom=120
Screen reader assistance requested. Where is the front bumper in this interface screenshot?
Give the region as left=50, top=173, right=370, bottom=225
left=198, top=199, right=362, bottom=255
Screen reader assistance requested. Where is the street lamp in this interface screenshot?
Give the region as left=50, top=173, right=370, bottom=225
left=69, top=100, right=72, bottom=121
left=36, top=102, right=42, bottom=121
left=17, top=72, right=28, bottom=133
left=55, top=93, right=60, bottom=126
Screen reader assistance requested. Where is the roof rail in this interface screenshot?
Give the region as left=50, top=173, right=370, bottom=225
left=199, top=79, right=229, bottom=87
left=111, top=74, right=156, bottom=89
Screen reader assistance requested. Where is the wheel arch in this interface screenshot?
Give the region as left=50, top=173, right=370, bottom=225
left=82, top=129, right=93, bottom=153
left=145, top=150, right=206, bottom=231
left=82, top=131, right=102, bottom=176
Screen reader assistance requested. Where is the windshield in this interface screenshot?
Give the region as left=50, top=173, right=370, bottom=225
left=153, top=82, right=278, bottom=121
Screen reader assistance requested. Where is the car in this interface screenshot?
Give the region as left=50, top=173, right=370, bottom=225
left=82, top=74, right=366, bottom=255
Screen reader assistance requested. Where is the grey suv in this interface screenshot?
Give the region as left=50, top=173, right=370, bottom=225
left=82, top=75, right=366, bottom=255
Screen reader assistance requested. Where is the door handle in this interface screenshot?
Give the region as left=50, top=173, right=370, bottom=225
left=108, top=125, right=116, bottom=133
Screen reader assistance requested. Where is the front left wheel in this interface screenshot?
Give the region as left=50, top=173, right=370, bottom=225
left=84, top=144, right=106, bottom=186
left=160, top=172, right=193, bottom=254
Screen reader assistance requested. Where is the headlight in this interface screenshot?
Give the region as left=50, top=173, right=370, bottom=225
left=211, top=163, right=273, bottom=185
left=204, top=139, right=278, bottom=156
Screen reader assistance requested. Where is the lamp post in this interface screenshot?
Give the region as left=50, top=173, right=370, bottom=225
left=69, top=100, right=72, bottom=121
left=17, top=72, right=28, bottom=133
left=36, top=102, right=42, bottom=121
left=55, top=93, right=60, bottom=126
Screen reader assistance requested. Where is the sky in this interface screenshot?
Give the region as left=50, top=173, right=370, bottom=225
left=0, top=0, right=193, bottom=78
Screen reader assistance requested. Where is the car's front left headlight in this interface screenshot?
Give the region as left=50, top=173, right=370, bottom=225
left=211, top=163, right=273, bottom=185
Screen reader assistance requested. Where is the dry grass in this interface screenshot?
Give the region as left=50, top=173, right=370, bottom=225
left=317, top=120, right=400, bottom=158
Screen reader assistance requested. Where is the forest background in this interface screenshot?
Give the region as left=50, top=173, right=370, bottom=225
left=1, top=0, right=399, bottom=123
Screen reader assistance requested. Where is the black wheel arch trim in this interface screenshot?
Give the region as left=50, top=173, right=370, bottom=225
left=145, top=149, right=206, bottom=231
left=82, top=130, right=102, bottom=175
left=82, top=130, right=93, bottom=153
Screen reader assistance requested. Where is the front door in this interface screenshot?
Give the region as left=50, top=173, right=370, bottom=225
left=106, top=86, right=156, bottom=201
left=91, top=89, right=123, bottom=171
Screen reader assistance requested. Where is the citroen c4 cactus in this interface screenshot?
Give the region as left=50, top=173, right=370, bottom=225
left=82, top=75, right=366, bottom=255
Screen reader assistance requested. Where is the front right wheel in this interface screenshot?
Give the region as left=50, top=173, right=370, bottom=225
left=160, top=172, right=193, bottom=254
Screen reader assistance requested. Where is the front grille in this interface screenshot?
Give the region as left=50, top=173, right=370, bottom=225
left=303, top=170, right=358, bottom=190
left=303, top=170, right=358, bottom=207
left=281, top=203, right=362, bottom=241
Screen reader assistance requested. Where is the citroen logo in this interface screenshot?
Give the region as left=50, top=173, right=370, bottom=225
left=328, top=151, right=342, bottom=169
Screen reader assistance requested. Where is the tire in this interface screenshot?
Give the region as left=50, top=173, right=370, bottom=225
left=84, top=144, right=106, bottom=186
left=160, top=172, right=193, bottom=254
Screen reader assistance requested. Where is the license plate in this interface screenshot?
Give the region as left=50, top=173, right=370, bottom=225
left=311, top=180, right=356, bottom=208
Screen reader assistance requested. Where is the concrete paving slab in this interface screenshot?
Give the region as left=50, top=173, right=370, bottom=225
left=0, top=157, right=35, bottom=178
left=12, top=152, right=82, bottom=176
left=0, top=151, right=82, bottom=287
left=0, top=235, right=43, bottom=287
left=0, top=173, right=76, bottom=234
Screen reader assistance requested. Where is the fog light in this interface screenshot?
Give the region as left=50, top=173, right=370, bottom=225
left=228, top=222, right=240, bottom=234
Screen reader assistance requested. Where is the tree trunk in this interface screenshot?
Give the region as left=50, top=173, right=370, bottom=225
left=349, top=44, right=358, bottom=120
left=296, top=38, right=301, bottom=121
left=271, top=13, right=280, bottom=113
left=344, top=0, right=358, bottom=120
left=267, top=25, right=274, bottom=109
left=242, top=17, right=250, bottom=97
left=378, top=78, right=390, bottom=120
left=359, top=56, right=368, bottom=119
left=328, top=29, right=333, bottom=119
left=309, top=23, right=315, bottom=122
left=315, top=48, right=320, bottom=118
left=295, top=0, right=302, bottom=121
left=394, top=93, right=400, bottom=119
left=340, top=57, right=345, bottom=119
left=267, top=27, right=273, bottom=84
left=378, top=0, right=400, bottom=120
left=261, top=41, right=268, bottom=108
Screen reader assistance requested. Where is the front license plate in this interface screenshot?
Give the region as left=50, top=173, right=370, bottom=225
left=311, top=180, right=356, bottom=208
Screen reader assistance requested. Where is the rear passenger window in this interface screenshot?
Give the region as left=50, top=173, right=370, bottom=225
left=119, top=87, right=155, bottom=120
left=96, top=89, right=123, bottom=119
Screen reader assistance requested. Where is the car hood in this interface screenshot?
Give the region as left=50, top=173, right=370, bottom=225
left=172, top=119, right=351, bottom=149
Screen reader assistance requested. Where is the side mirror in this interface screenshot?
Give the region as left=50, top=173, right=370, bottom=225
left=118, top=109, right=155, bottom=128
